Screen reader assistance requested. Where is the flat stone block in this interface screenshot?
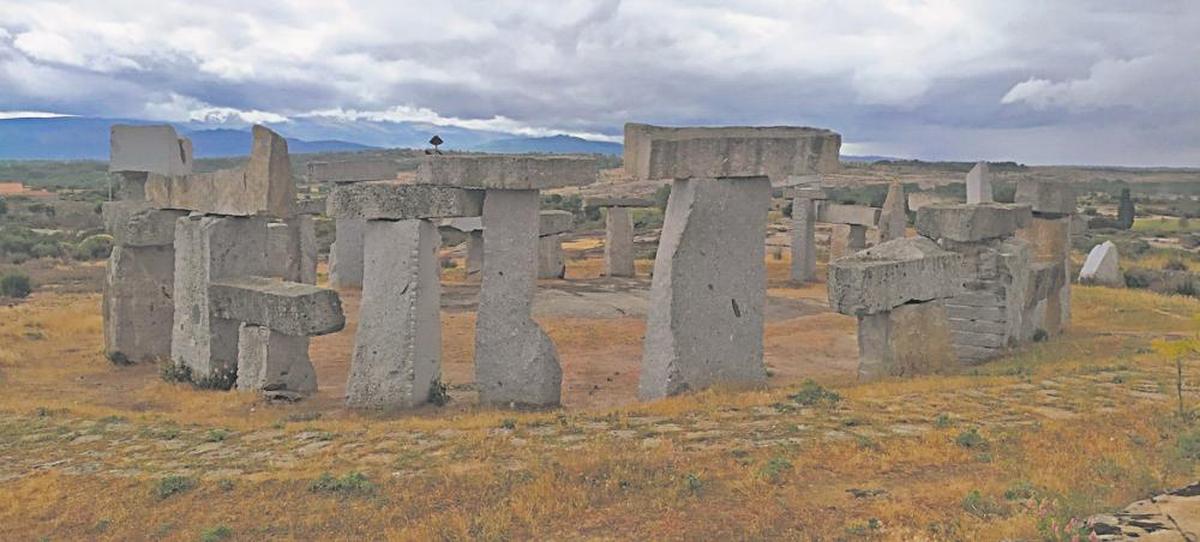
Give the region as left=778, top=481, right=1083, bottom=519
left=418, top=155, right=599, bottom=190
left=475, top=190, right=562, bottom=407
left=827, top=237, right=963, bottom=315
left=146, top=126, right=294, bottom=218
left=539, top=210, right=574, bottom=236
left=858, top=301, right=956, bottom=380
left=584, top=196, right=656, bottom=208
left=327, top=182, right=483, bottom=220
left=209, top=276, right=345, bottom=336
left=236, top=324, right=316, bottom=393
left=916, top=203, right=1032, bottom=242
left=307, top=159, right=402, bottom=183
left=818, top=203, right=880, bottom=226
left=102, top=202, right=187, bottom=247
left=624, top=123, right=841, bottom=180
left=1016, top=180, right=1076, bottom=217
left=103, top=245, right=174, bottom=363
left=330, top=218, right=365, bottom=288
left=347, top=219, right=442, bottom=408
left=639, top=177, right=770, bottom=400
left=605, top=206, right=636, bottom=277
left=1079, top=241, right=1122, bottom=286
left=110, top=124, right=192, bottom=176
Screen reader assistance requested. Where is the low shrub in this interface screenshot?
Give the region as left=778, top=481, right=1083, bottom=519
left=0, top=271, right=32, bottom=298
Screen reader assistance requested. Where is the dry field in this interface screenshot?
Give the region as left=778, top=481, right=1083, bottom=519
left=1, top=252, right=1200, bottom=540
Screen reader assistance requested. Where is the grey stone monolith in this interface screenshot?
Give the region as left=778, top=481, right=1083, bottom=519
left=639, top=177, right=770, bottom=400
left=857, top=302, right=956, bottom=380
left=109, top=125, right=193, bottom=176
left=966, top=162, right=992, bottom=204
left=103, top=244, right=176, bottom=364
left=171, top=215, right=268, bottom=384
left=347, top=219, right=443, bottom=408
left=466, top=230, right=484, bottom=280
left=538, top=234, right=566, bottom=279
left=1079, top=241, right=1122, bottom=286
left=878, top=182, right=907, bottom=242
left=236, top=323, right=316, bottom=393
left=329, top=218, right=365, bottom=289
left=475, top=190, right=562, bottom=407
left=605, top=206, right=636, bottom=277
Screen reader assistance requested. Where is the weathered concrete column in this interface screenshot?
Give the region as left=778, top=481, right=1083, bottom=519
left=878, top=181, right=907, bottom=242
left=606, top=207, right=635, bottom=276
left=640, top=177, right=771, bottom=399
left=266, top=215, right=319, bottom=285
left=329, top=217, right=366, bottom=289
left=966, top=161, right=992, bottom=204
left=235, top=324, right=316, bottom=393
left=1016, top=180, right=1076, bottom=334
left=537, top=210, right=573, bottom=280
left=784, top=188, right=826, bottom=282
left=417, top=154, right=599, bottom=407
left=328, top=181, right=485, bottom=408
left=828, top=237, right=962, bottom=380
left=466, top=230, right=485, bottom=280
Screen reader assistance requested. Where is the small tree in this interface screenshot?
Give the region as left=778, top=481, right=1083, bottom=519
left=1117, top=188, right=1136, bottom=230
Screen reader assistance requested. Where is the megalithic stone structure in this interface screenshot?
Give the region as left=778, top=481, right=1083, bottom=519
left=418, top=155, right=599, bottom=408
left=266, top=198, right=322, bottom=285
left=308, top=158, right=406, bottom=290
left=441, top=217, right=484, bottom=280
left=626, top=124, right=841, bottom=400
left=102, top=124, right=193, bottom=364
left=1015, top=180, right=1077, bottom=333
left=537, top=210, right=574, bottom=279
left=782, top=187, right=825, bottom=283
left=966, top=161, right=992, bottom=204
left=328, top=182, right=485, bottom=408
left=818, top=203, right=880, bottom=260
left=917, top=203, right=1034, bottom=363
left=585, top=196, right=656, bottom=278
left=878, top=182, right=908, bottom=242
left=828, top=237, right=963, bottom=380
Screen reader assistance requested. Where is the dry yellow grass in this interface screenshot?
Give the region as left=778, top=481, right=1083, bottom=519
left=1, top=275, right=1199, bottom=540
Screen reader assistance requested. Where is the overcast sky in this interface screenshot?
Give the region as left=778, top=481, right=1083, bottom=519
left=1, top=0, right=1197, bottom=166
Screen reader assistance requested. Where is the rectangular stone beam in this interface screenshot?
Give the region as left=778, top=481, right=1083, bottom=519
left=623, top=123, right=841, bottom=180
left=583, top=196, right=655, bottom=208
left=102, top=202, right=187, bottom=247
left=916, top=204, right=1032, bottom=243
left=327, top=182, right=483, bottom=220
left=539, top=210, right=574, bottom=237
left=1015, top=180, right=1076, bottom=217
left=417, top=155, right=599, bottom=190
left=110, top=124, right=193, bottom=176
left=827, top=237, right=963, bottom=316
left=208, top=276, right=345, bottom=336
left=818, top=203, right=880, bottom=226
left=146, top=125, right=295, bottom=218
left=306, top=159, right=403, bottom=183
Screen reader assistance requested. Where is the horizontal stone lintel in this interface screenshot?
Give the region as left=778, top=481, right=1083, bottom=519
left=327, top=182, right=483, bottom=220
left=583, top=196, right=656, bottom=208
left=818, top=203, right=880, bottom=226
left=306, top=159, right=403, bottom=183
left=417, top=155, right=599, bottom=190
left=209, top=276, right=344, bottom=336
left=916, top=203, right=1032, bottom=242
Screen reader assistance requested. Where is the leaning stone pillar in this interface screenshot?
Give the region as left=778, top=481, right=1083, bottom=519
left=417, top=155, right=599, bottom=408
left=640, top=177, right=771, bottom=399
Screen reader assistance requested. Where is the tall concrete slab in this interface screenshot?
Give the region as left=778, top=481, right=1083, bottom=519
left=329, top=218, right=366, bottom=289
left=475, top=190, right=562, bottom=407
left=236, top=323, right=316, bottom=393
left=790, top=196, right=817, bottom=282
left=966, top=162, right=992, bottom=204
left=347, top=219, right=443, bottom=408
left=858, top=302, right=956, bottom=380
left=103, top=245, right=175, bottom=364
left=171, top=215, right=268, bottom=385
left=878, top=182, right=907, bottom=242
left=605, top=206, right=636, bottom=277
left=110, top=125, right=193, bottom=176
left=639, top=177, right=771, bottom=400
left=537, top=234, right=566, bottom=279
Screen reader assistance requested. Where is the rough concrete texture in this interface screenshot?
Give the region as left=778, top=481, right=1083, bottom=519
left=102, top=202, right=187, bottom=247
left=172, top=215, right=268, bottom=382
left=538, top=234, right=566, bottom=279
left=145, top=126, right=294, bottom=218
left=1016, top=216, right=1072, bottom=333
left=605, top=206, right=636, bottom=277
left=779, top=186, right=826, bottom=200
left=208, top=276, right=345, bottom=336
left=109, top=125, right=193, bottom=176
left=818, top=203, right=880, bottom=226
left=466, top=230, right=484, bottom=280
left=584, top=196, right=656, bottom=208
left=1080, top=241, right=1122, bottom=286
left=790, top=196, right=817, bottom=282
left=1071, top=214, right=1089, bottom=236
left=306, top=159, right=402, bottom=183
left=294, top=197, right=326, bottom=216
left=442, top=217, right=483, bottom=232
left=827, top=237, right=963, bottom=315
left=103, top=245, right=175, bottom=364
left=639, top=177, right=771, bottom=400
left=235, top=323, right=316, bottom=393
left=878, top=182, right=907, bottom=242
left=264, top=218, right=316, bottom=284
left=829, top=224, right=868, bottom=260
left=623, top=123, right=841, bottom=180
left=347, top=219, right=442, bottom=408
left=115, top=171, right=148, bottom=201
left=940, top=237, right=1032, bottom=363
left=329, top=218, right=365, bottom=289
left=418, top=155, right=599, bottom=190
left=1016, top=180, right=1076, bottom=217
left=966, top=162, right=992, bottom=204
left=327, top=182, right=484, bottom=220
left=539, top=210, right=574, bottom=236
left=475, top=190, right=562, bottom=407
left=916, top=203, right=1033, bottom=242
left=858, top=301, right=956, bottom=380
left=297, top=215, right=318, bottom=285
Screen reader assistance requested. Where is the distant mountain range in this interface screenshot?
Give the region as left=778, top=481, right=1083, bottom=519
left=0, top=116, right=622, bottom=160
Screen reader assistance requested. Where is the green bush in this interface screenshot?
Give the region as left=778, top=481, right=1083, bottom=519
left=154, top=475, right=196, bottom=499
left=30, top=242, right=61, bottom=259
left=72, top=234, right=113, bottom=261
left=309, top=472, right=374, bottom=495
left=0, top=271, right=32, bottom=298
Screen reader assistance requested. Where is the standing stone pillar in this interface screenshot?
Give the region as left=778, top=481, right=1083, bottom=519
left=585, top=197, right=655, bottom=278
left=878, top=181, right=907, bottom=242
left=784, top=188, right=825, bottom=283
left=640, top=177, right=771, bottom=399
left=820, top=203, right=879, bottom=260
left=327, top=182, right=484, bottom=408
left=329, top=217, right=366, bottom=289
left=966, top=161, right=992, bottom=204
left=537, top=210, right=574, bottom=280
left=466, top=230, right=485, bottom=280
left=416, top=155, right=599, bottom=408
left=1016, top=180, right=1076, bottom=334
